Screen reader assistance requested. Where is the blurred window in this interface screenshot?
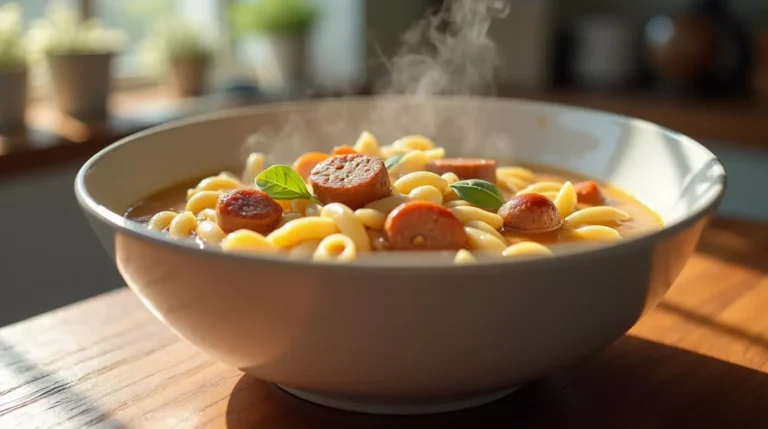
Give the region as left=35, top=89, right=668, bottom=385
left=0, top=0, right=224, bottom=89
left=93, top=0, right=224, bottom=81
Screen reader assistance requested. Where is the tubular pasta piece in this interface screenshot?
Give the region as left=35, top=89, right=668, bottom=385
left=168, top=212, right=197, bottom=239
left=498, top=176, right=529, bottom=193
left=185, top=190, right=221, bottom=214
left=242, top=152, right=266, bottom=184
left=388, top=150, right=429, bottom=177
left=355, top=208, right=386, bottom=230
left=196, top=220, right=226, bottom=244
left=392, top=135, right=435, bottom=151
left=443, top=187, right=460, bottom=202
left=464, top=227, right=507, bottom=253
left=289, top=240, right=320, bottom=258
left=189, top=175, right=241, bottom=198
left=313, top=233, right=357, bottom=262
left=450, top=206, right=504, bottom=230
left=291, top=199, right=311, bottom=215
left=569, top=225, right=622, bottom=241
left=441, top=172, right=460, bottom=185
left=379, top=145, right=409, bottom=159
left=517, top=181, right=563, bottom=195
left=540, top=191, right=559, bottom=200
left=454, top=249, right=476, bottom=264
left=196, top=208, right=217, bottom=223
left=444, top=200, right=473, bottom=208
left=424, top=147, right=446, bottom=161
left=267, top=217, right=339, bottom=248
left=465, top=220, right=506, bottom=244
left=364, top=194, right=411, bottom=214
left=305, top=202, right=324, bottom=217
left=564, top=206, right=631, bottom=227
left=502, top=242, right=553, bottom=257
left=321, top=203, right=371, bottom=252
left=496, top=166, right=535, bottom=182
left=219, top=171, right=239, bottom=180
left=408, top=185, right=444, bottom=205
left=554, top=181, right=577, bottom=219
left=353, top=131, right=381, bottom=157
left=221, top=229, right=281, bottom=253
left=280, top=212, right=303, bottom=226
left=148, top=211, right=177, bottom=231
left=394, top=171, right=449, bottom=194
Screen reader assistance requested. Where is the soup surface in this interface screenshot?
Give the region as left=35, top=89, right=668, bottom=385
left=126, top=132, right=662, bottom=263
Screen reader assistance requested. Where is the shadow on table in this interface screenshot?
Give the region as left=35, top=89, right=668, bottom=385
left=697, top=218, right=768, bottom=274
left=224, top=335, right=768, bottom=429
left=0, top=340, right=124, bottom=428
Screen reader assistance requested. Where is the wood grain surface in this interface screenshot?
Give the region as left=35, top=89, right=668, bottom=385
left=2, top=217, right=768, bottom=428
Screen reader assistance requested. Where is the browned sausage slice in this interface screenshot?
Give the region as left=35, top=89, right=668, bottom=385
left=574, top=180, right=606, bottom=205
left=498, top=194, right=561, bottom=233
left=310, top=154, right=392, bottom=209
left=384, top=201, right=467, bottom=250
left=216, top=188, right=283, bottom=234
left=426, top=158, right=497, bottom=182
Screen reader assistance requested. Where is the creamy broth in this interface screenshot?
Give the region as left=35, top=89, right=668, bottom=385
left=126, top=166, right=662, bottom=248
left=124, top=133, right=664, bottom=263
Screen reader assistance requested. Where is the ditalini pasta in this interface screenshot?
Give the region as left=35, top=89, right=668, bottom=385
left=126, top=131, right=663, bottom=263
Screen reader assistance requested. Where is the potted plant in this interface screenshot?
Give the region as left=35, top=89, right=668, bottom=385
left=0, top=3, right=28, bottom=132
left=140, top=19, right=215, bottom=98
left=26, top=2, right=126, bottom=121
left=230, top=0, right=317, bottom=93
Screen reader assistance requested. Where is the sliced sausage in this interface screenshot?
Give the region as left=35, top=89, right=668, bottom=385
left=574, top=180, right=606, bottom=205
left=216, top=188, right=283, bottom=234
left=310, top=154, right=392, bottom=209
left=498, top=194, right=561, bottom=233
left=384, top=201, right=467, bottom=250
left=426, top=158, right=497, bottom=182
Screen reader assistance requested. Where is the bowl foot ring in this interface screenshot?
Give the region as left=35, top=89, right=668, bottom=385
left=276, top=384, right=521, bottom=415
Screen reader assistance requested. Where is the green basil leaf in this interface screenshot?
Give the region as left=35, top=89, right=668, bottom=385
left=384, top=154, right=405, bottom=170
left=449, top=179, right=506, bottom=210
left=255, top=165, right=313, bottom=200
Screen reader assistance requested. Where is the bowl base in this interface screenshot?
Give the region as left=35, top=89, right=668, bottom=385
left=276, top=384, right=521, bottom=415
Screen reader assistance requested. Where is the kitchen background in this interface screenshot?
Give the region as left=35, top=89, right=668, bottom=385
left=1, top=0, right=766, bottom=326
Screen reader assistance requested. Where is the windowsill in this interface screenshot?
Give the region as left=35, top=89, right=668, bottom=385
left=0, top=85, right=338, bottom=177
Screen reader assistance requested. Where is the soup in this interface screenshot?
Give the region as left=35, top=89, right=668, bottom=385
left=126, top=132, right=662, bottom=263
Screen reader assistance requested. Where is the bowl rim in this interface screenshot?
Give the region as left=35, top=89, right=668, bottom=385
left=74, top=95, right=727, bottom=272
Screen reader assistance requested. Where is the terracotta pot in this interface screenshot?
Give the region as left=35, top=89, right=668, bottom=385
left=167, top=57, right=209, bottom=97
left=48, top=52, right=113, bottom=121
left=238, top=32, right=308, bottom=93
left=0, top=68, right=27, bottom=132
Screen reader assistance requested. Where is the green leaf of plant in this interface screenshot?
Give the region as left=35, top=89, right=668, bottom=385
left=449, top=179, right=506, bottom=210
left=255, top=165, right=313, bottom=200
left=384, top=154, right=405, bottom=170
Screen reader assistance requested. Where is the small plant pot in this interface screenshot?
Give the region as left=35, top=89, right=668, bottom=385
left=0, top=68, right=28, bottom=133
left=167, top=57, right=209, bottom=97
left=255, top=32, right=308, bottom=93
left=48, top=52, right=113, bottom=121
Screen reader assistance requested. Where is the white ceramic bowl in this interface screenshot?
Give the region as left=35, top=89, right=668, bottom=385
left=75, top=96, right=725, bottom=414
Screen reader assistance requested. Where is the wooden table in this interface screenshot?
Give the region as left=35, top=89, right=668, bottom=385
left=2, top=218, right=768, bottom=428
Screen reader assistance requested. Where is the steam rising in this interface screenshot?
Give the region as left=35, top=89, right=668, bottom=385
left=243, top=0, right=511, bottom=162
left=378, top=0, right=509, bottom=96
